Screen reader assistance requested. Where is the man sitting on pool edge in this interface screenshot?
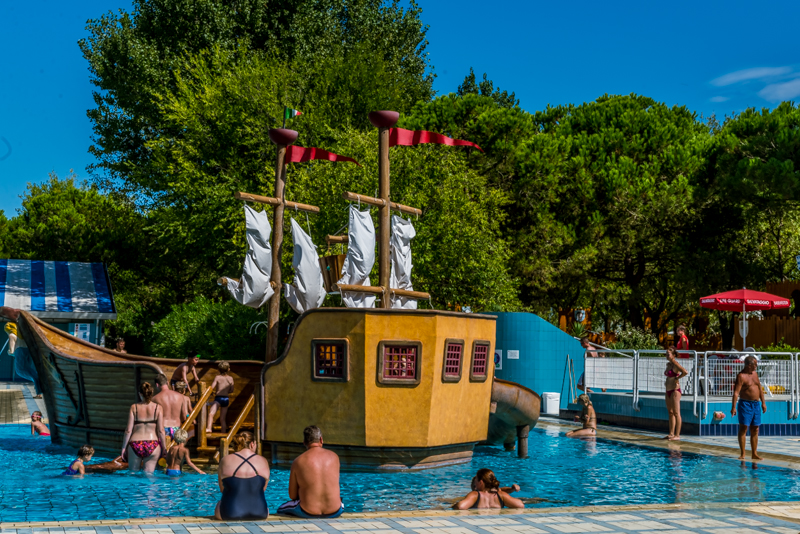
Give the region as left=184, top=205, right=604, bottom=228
left=277, top=426, right=344, bottom=518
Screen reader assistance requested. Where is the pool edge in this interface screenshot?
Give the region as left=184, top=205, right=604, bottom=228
left=537, top=419, right=800, bottom=471
left=2, top=501, right=800, bottom=528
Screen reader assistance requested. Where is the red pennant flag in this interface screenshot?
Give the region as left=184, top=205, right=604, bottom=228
left=389, top=127, right=483, bottom=152
left=286, top=145, right=361, bottom=166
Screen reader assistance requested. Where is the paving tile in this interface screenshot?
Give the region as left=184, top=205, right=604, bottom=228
left=642, top=514, right=699, bottom=520
left=724, top=517, right=770, bottom=526
left=410, top=528, right=474, bottom=534
left=458, top=520, right=522, bottom=527
left=605, top=520, right=677, bottom=531
left=671, top=520, right=733, bottom=528
left=521, top=518, right=583, bottom=525
left=590, top=515, right=644, bottom=522
left=325, top=523, right=392, bottom=531
left=397, top=523, right=457, bottom=529
left=703, top=529, right=769, bottom=534
left=546, top=524, right=612, bottom=533
left=478, top=527, right=547, bottom=534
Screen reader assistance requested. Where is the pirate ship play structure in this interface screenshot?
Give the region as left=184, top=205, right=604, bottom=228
left=1, top=111, right=540, bottom=469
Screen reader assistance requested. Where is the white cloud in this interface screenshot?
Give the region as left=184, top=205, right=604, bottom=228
left=759, top=79, right=800, bottom=101
left=709, top=96, right=729, bottom=103
left=710, top=66, right=792, bottom=87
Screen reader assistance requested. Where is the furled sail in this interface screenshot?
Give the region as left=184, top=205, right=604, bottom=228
left=337, top=205, right=376, bottom=308
left=226, top=205, right=274, bottom=308
left=389, top=215, right=417, bottom=309
left=285, top=218, right=326, bottom=314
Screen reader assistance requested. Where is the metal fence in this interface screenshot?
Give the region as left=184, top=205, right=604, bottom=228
left=582, top=349, right=800, bottom=420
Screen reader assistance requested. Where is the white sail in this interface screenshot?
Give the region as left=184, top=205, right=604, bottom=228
left=337, top=205, right=376, bottom=308
left=285, top=218, right=326, bottom=314
left=389, top=215, right=417, bottom=309
left=226, top=205, right=274, bottom=308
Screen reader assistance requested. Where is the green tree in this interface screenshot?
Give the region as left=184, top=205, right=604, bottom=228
left=80, top=0, right=432, bottom=192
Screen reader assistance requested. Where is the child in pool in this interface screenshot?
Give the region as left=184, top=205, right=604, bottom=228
left=63, top=445, right=94, bottom=476
left=31, top=411, right=50, bottom=436
left=165, top=429, right=205, bottom=476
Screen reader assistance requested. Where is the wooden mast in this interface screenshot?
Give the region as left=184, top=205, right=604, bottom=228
left=265, top=128, right=297, bottom=361
left=332, top=111, right=430, bottom=306
left=377, top=122, right=391, bottom=309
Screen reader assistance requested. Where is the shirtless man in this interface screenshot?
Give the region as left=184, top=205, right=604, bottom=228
left=277, top=426, right=343, bottom=518
left=207, top=362, right=235, bottom=433
left=731, top=355, right=766, bottom=460
left=171, top=354, right=201, bottom=392
left=153, top=374, right=192, bottom=441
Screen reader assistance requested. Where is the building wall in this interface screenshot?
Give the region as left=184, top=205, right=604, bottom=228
left=493, top=312, right=585, bottom=409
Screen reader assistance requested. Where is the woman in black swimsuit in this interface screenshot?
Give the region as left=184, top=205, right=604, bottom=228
left=214, top=431, right=270, bottom=520
left=453, top=468, right=524, bottom=509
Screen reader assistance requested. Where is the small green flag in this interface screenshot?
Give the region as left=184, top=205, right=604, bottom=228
left=284, top=107, right=302, bottom=119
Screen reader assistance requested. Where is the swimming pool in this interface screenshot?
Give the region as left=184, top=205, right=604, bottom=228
left=1, top=424, right=799, bottom=522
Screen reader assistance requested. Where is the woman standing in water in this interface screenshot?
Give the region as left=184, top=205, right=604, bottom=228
left=566, top=394, right=597, bottom=437
left=664, top=346, right=688, bottom=441
left=122, top=382, right=166, bottom=473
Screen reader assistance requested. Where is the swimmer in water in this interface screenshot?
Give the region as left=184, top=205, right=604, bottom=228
left=452, top=468, right=524, bottom=509
left=63, top=445, right=94, bottom=476
left=165, top=429, right=205, bottom=476
left=31, top=411, right=50, bottom=436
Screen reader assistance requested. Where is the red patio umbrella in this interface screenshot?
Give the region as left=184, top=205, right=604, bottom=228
left=699, top=288, right=790, bottom=350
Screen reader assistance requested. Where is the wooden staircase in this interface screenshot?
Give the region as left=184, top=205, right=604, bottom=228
left=178, top=383, right=260, bottom=465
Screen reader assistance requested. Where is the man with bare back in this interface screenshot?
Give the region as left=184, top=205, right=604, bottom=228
left=731, top=355, right=766, bottom=460
left=277, top=426, right=343, bottom=518
left=153, top=374, right=193, bottom=441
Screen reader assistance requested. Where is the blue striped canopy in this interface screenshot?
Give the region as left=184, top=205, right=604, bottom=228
left=0, top=260, right=116, bottom=320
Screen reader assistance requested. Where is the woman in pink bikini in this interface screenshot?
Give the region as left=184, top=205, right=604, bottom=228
left=664, top=345, right=688, bottom=441
left=121, top=382, right=166, bottom=473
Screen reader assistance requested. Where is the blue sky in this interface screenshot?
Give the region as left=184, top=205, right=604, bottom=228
left=1, top=0, right=799, bottom=217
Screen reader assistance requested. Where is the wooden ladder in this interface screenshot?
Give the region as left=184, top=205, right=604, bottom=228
left=179, top=383, right=260, bottom=464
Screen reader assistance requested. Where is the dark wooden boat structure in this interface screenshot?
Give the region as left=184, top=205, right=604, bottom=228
left=10, top=309, right=260, bottom=463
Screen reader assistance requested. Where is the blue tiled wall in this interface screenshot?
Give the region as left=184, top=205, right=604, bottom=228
left=568, top=393, right=800, bottom=436
left=700, top=401, right=800, bottom=435
left=493, top=312, right=584, bottom=409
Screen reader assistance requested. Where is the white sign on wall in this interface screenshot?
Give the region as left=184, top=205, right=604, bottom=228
left=73, top=323, right=91, bottom=342
left=507, top=350, right=520, bottom=360
left=494, top=349, right=502, bottom=371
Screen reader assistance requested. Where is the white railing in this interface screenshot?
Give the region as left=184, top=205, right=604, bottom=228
left=584, top=349, right=799, bottom=420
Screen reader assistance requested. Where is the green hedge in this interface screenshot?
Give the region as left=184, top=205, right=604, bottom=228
left=147, top=296, right=267, bottom=360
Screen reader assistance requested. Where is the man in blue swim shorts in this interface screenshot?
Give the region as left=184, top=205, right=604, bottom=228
left=731, top=355, right=766, bottom=460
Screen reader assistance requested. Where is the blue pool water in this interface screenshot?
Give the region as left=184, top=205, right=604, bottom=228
left=1, top=424, right=799, bottom=522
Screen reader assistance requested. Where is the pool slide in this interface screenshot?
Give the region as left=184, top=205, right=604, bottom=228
left=487, top=378, right=541, bottom=456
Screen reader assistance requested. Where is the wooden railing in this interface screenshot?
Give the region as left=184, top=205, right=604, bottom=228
left=216, top=394, right=255, bottom=462
left=181, top=382, right=214, bottom=449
